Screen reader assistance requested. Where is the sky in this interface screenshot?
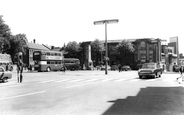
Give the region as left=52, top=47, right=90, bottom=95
left=1, top=0, right=184, bottom=53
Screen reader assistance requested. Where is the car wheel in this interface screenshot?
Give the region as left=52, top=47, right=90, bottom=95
left=154, top=73, right=157, bottom=79
left=2, top=77, right=7, bottom=82
left=159, top=72, right=161, bottom=77
left=139, top=76, right=142, bottom=79
left=47, top=67, right=51, bottom=72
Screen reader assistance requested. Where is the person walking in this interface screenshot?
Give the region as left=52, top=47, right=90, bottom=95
left=118, top=64, right=122, bottom=72
left=17, top=52, right=24, bottom=83
left=62, top=64, right=66, bottom=74
left=176, top=66, right=183, bottom=84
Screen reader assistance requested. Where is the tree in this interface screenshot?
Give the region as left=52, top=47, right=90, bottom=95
left=91, top=39, right=104, bottom=66
left=0, top=15, right=11, bottom=53
left=116, top=39, right=135, bottom=53
left=8, top=34, right=28, bottom=63
left=115, top=39, right=135, bottom=65
left=64, top=41, right=80, bottom=58
left=0, top=15, right=28, bottom=63
left=0, top=15, right=11, bottom=37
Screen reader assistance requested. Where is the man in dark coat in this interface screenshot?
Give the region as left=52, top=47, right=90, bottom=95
left=17, top=52, right=24, bottom=83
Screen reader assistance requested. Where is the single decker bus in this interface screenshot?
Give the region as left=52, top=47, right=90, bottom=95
left=63, top=58, right=80, bottom=71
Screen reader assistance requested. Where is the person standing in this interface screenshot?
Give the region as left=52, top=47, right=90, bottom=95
left=62, top=64, right=66, bottom=74
left=118, top=64, right=122, bottom=72
left=17, top=52, right=24, bottom=83
left=177, top=66, right=183, bottom=84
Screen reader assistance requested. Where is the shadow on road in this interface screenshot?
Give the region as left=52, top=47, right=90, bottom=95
left=102, top=87, right=184, bottom=115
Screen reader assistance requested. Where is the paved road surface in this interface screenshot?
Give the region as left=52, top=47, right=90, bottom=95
left=0, top=70, right=184, bottom=115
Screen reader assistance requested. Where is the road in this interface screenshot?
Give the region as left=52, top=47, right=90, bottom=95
left=0, top=70, right=184, bottom=115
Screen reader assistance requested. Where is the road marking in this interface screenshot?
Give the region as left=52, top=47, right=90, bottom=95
left=38, top=80, right=56, bottom=83
left=65, top=82, right=94, bottom=88
left=0, top=91, right=46, bottom=101
left=80, top=79, right=99, bottom=83
left=55, top=79, right=70, bottom=83
left=100, top=79, right=113, bottom=82
left=68, top=79, right=84, bottom=82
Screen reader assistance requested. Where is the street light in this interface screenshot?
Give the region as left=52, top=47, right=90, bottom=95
left=94, top=19, right=119, bottom=75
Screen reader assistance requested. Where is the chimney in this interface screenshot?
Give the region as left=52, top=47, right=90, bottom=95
left=33, top=39, right=36, bottom=43
left=51, top=46, right=54, bottom=49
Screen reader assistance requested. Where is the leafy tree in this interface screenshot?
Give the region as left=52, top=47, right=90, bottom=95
left=0, top=15, right=28, bottom=63
left=91, top=39, right=104, bottom=66
left=0, top=15, right=11, bottom=37
left=116, top=39, right=135, bottom=52
left=64, top=41, right=80, bottom=58
left=8, top=34, right=28, bottom=63
left=0, top=15, right=11, bottom=53
left=115, top=39, right=135, bottom=65
left=91, top=39, right=104, bottom=53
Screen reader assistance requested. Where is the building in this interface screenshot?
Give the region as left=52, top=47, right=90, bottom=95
left=23, top=42, right=50, bottom=68
left=81, top=38, right=164, bottom=70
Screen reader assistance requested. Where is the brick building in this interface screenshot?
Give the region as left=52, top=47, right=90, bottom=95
left=81, top=38, right=163, bottom=70
left=23, top=42, right=50, bottom=68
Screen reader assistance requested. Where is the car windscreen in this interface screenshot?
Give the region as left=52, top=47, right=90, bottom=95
left=122, top=66, right=130, bottom=68
left=142, top=64, right=155, bottom=69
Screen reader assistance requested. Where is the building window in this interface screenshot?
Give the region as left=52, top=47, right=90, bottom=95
left=140, top=50, right=146, bottom=54
left=140, top=41, right=146, bottom=48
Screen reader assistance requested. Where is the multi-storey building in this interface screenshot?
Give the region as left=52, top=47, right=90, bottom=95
left=82, top=38, right=163, bottom=70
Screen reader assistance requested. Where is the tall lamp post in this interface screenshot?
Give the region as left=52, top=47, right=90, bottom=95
left=94, top=19, right=119, bottom=75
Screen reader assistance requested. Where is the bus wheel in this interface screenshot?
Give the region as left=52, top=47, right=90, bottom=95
left=47, top=67, right=51, bottom=72
left=71, top=67, right=75, bottom=71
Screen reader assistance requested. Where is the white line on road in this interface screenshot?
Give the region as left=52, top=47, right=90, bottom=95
left=65, top=82, right=94, bottom=88
left=38, top=80, right=56, bottom=83
left=0, top=91, right=46, bottom=101
left=55, top=79, right=70, bottom=82
left=100, top=79, right=113, bottom=82
left=68, top=79, right=84, bottom=82
left=79, top=79, right=99, bottom=83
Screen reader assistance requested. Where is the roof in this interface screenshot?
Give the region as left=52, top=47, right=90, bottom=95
left=27, top=42, right=50, bottom=50
left=51, top=47, right=62, bottom=52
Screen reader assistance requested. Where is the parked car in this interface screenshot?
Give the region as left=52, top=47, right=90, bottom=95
left=122, top=65, right=131, bottom=71
left=110, top=65, right=118, bottom=71
left=138, top=63, right=162, bottom=79
left=0, top=66, right=12, bottom=82
left=173, top=65, right=180, bottom=72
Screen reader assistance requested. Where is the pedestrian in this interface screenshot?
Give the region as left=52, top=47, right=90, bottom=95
left=6, top=63, right=9, bottom=71
left=62, top=64, right=66, bottom=74
left=118, top=64, right=122, bottom=72
left=17, top=52, right=24, bottom=83
left=176, top=66, right=183, bottom=84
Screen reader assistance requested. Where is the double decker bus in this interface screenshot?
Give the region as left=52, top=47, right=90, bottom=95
left=33, top=50, right=64, bottom=72
left=63, top=58, right=80, bottom=71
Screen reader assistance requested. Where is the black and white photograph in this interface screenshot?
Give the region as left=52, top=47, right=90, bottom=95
left=1, top=0, right=184, bottom=115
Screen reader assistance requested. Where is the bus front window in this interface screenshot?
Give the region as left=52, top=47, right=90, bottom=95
left=33, top=52, right=40, bottom=60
